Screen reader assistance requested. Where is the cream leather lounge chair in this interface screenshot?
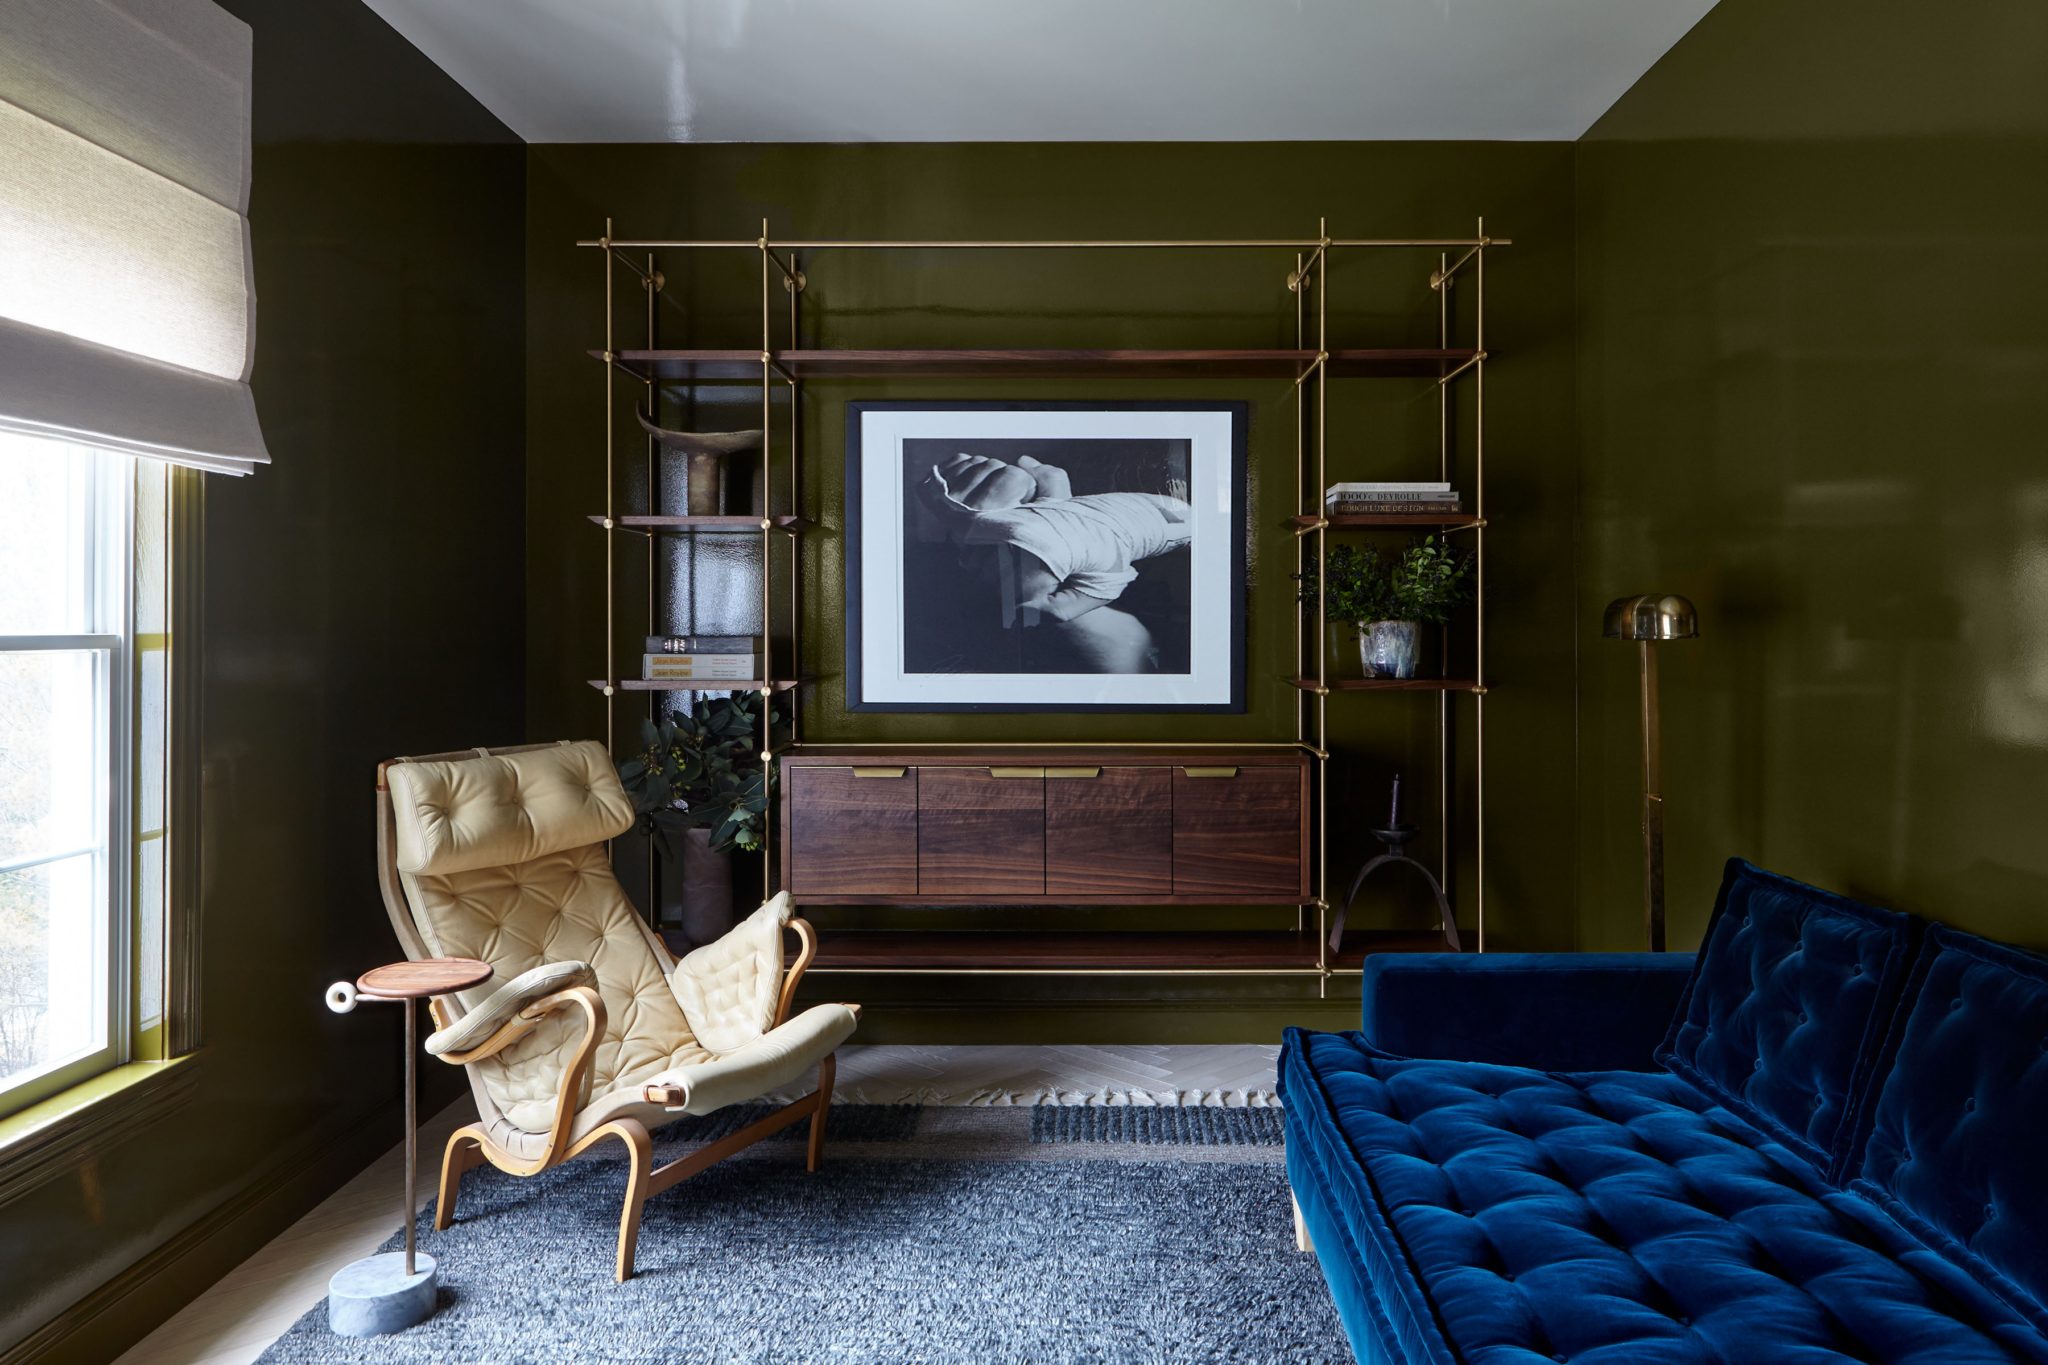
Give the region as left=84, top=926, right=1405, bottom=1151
left=373, top=740, right=859, bottom=1281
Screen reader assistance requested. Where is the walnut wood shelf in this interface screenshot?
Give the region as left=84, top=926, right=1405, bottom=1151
left=733, top=929, right=1450, bottom=973
left=1291, top=513, right=1485, bottom=531
left=589, top=679, right=800, bottom=693
left=591, top=349, right=765, bottom=381
left=1290, top=677, right=1484, bottom=693
left=587, top=514, right=811, bottom=533
left=597, top=347, right=1483, bottom=382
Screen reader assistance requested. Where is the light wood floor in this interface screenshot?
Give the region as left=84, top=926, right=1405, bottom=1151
left=114, top=1043, right=1282, bottom=1365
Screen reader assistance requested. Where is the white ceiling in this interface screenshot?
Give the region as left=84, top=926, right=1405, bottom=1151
left=359, top=0, right=1719, bottom=144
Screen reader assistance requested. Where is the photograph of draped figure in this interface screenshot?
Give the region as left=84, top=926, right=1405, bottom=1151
left=847, top=402, right=1246, bottom=712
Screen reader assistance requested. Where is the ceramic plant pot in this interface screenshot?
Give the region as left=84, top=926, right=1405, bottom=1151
left=1359, top=620, right=1422, bottom=680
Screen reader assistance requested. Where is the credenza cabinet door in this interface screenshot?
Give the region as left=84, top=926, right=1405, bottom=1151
left=917, top=767, right=1046, bottom=897
left=1172, top=765, right=1306, bottom=898
left=1045, top=767, right=1172, bottom=897
left=786, top=766, right=918, bottom=896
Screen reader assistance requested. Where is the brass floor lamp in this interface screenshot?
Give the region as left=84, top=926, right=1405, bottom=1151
left=1603, top=594, right=1698, bottom=951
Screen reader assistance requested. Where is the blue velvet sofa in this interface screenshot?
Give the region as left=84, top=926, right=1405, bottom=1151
left=1279, top=859, right=2048, bottom=1364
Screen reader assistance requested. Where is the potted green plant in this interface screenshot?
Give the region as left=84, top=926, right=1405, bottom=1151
left=1301, top=538, right=1475, bottom=679
left=616, top=692, right=778, bottom=945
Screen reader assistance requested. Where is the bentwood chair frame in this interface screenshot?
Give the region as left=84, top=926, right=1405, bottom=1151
left=374, top=740, right=859, bottom=1280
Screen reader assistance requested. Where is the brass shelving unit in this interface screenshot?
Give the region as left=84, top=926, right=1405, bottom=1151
left=577, top=218, right=1502, bottom=988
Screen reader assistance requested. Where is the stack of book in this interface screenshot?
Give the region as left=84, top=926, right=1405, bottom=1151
left=1324, top=481, right=1463, bottom=516
left=643, top=634, right=763, bottom=682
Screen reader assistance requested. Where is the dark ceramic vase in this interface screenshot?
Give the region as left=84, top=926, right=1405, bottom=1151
left=661, top=827, right=735, bottom=947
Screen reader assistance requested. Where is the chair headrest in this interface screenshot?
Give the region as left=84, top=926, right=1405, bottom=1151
left=386, top=740, right=635, bottom=876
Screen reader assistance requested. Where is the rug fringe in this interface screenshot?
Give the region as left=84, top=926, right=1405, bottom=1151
left=832, top=1086, right=1283, bottom=1108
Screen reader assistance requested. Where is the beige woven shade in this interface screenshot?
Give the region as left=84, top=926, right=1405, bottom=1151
left=0, top=0, right=267, bottom=475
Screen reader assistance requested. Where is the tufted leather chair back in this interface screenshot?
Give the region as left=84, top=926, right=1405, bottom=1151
left=375, top=741, right=694, bottom=1135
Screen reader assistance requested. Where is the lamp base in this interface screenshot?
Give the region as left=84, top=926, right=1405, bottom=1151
left=327, top=1251, right=437, bottom=1337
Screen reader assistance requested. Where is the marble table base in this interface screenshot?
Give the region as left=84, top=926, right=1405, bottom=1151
left=328, top=1251, right=437, bottom=1336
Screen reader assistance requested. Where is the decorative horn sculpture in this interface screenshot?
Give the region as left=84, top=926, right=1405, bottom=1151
left=636, top=409, right=763, bottom=517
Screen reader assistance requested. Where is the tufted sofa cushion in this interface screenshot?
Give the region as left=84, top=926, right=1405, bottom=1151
left=1850, top=926, right=2048, bottom=1339
left=387, top=740, right=634, bottom=877
left=1657, top=859, right=1920, bottom=1177
left=1280, top=1028, right=2048, bottom=1365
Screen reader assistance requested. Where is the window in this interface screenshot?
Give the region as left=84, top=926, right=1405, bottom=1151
left=0, top=431, right=168, bottom=1117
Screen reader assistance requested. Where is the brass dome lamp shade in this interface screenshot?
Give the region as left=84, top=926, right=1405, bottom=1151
left=1604, top=595, right=1699, bottom=951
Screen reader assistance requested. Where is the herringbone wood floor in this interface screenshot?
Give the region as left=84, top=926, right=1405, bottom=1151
left=113, top=1044, right=1284, bottom=1365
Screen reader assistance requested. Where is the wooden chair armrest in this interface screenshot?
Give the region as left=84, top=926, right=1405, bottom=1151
left=439, top=985, right=608, bottom=1170
left=435, top=984, right=604, bottom=1065
left=775, top=917, right=819, bottom=1028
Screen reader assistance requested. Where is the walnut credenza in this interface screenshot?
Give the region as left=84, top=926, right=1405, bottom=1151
left=779, top=748, right=1311, bottom=906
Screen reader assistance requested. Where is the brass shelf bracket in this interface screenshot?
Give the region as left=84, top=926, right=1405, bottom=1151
left=1436, top=350, right=1487, bottom=386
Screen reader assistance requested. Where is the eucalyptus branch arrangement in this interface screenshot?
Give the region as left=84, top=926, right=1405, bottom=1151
left=616, top=692, right=781, bottom=857
left=1298, top=537, right=1476, bottom=628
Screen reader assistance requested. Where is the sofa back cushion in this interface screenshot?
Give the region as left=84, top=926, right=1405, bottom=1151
left=1656, top=859, right=1919, bottom=1175
left=1850, top=926, right=2048, bottom=1329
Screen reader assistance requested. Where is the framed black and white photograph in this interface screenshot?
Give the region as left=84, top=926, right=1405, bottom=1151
left=847, top=400, right=1246, bottom=712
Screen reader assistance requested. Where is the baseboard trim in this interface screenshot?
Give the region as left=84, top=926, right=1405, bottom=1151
left=0, top=1056, right=203, bottom=1211
left=2, top=1095, right=405, bottom=1365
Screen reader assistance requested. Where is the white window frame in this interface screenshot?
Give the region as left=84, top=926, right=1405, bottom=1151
left=0, top=443, right=134, bottom=1119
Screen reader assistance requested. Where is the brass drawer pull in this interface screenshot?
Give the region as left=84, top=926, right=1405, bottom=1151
left=988, top=766, right=1045, bottom=779
left=851, top=767, right=907, bottom=779
left=1182, top=766, right=1240, bottom=778
left=1045, top=767, right=1101, bottom=779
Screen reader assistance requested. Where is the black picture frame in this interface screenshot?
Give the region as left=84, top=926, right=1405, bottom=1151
left=845, top=399, right=1248, bottom=713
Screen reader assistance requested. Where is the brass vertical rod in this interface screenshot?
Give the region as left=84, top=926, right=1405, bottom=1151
left=1474, top=217, right=1487, bottom=951
left=1315, top=217, right=1329, bottom=960
left=644, top=252, right=657, bottom=631
left=1641, top=640, right=1666, bottom=951
left=1293, top=248, right=1305, bottom=934
left=1437, top=252, right=1451, bottom=904
left=760, top=221, right=774, bottom=900
left=403, top=998, right=417, bottom=1277
left=1294, top=251, right=1305, bottom=745
left=603, top=218, right=616, bottom=753
left=760, top=219, right=774, bottom=687
left=788, top=250, right=803, bottom=752
left=645, top=251, right=659, bottom=920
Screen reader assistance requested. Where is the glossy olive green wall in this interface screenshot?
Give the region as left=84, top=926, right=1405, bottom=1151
left=1576, top=0, right=2048, bottom=950
left=0, top=3, right=525, bottom=1358
left=525, top=143, right=1581, bottom=1038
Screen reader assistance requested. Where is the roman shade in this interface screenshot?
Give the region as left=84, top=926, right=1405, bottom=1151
left=0, top=0, right=268, bottom=475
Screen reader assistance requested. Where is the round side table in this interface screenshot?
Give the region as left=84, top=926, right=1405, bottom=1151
left=323, top=956, right=492, bottom=1337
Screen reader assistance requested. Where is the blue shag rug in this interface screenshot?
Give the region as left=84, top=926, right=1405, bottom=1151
left=258, top=1105, right=1343, bottom=1364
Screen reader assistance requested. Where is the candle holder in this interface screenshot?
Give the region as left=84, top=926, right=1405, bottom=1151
left=322, top=957, right=492, bottom=1336
left=1331, top=774, right=1459, bottom=953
